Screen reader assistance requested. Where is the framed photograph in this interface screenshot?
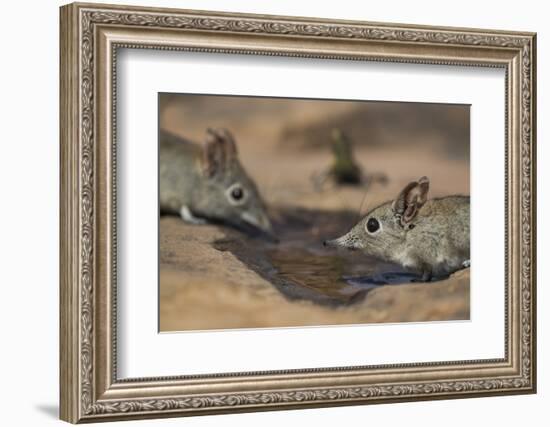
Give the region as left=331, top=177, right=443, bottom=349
left=60, top=2, right=537, bottom=423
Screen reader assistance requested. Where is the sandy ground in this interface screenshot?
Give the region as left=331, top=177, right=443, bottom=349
left=159, top=96, right=470, bottom=331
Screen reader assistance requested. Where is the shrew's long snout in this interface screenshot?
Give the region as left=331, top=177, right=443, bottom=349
left=323, top=232, right=360, bottom=250
left=239, top=211, right=278, bottom=243
left=323, top=238, right=340, bottom=248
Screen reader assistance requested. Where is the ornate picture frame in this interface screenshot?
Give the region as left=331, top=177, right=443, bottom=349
left=60, top=2, right=536, bottom=423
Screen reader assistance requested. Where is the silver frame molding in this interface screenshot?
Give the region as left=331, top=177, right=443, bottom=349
left=60, top=2, right=536, bottom=423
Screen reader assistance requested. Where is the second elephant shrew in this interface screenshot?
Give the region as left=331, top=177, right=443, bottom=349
left=159, top=128, right=274, bottom=239
left=324, top=177, right=470, bottom=281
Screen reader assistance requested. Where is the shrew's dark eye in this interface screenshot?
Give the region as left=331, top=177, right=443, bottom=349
left=366, top=217, right=380, bottom=233
left=226, top=183, right=247, bottom=205
left=230, top=186, right=243, bottom=201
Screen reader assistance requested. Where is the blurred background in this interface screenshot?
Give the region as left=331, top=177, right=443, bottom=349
left=160, top=94, right=469, bottom=213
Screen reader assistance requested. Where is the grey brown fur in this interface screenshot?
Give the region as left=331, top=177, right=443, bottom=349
left=324, top=177, right=470, bottom=281
left=160, top=128, right=273, bottom=237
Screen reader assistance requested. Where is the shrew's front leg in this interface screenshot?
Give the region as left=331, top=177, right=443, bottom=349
left=410, top=267, right=432, bottom=283
left=179, top=205, right=207, bottom=225
left=420, top=268, right=433, bottom=282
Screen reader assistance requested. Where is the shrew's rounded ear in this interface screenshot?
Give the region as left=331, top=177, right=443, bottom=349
left=201, top=128, right=237, bottom=178
left=391, top=176, right=429, bottom=226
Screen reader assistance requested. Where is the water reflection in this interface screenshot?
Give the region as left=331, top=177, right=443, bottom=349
left=214, top=208, right=425, bottom=307
left=267, top=248, right=419, bottom=305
